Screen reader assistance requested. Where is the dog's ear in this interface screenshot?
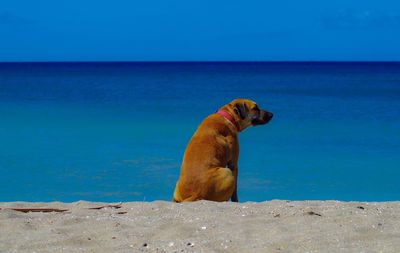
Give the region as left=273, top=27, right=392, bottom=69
left=234, top=103, right=248, bottom=120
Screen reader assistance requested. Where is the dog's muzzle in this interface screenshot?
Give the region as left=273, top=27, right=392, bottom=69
left=252, top=110, right=273, bottom=125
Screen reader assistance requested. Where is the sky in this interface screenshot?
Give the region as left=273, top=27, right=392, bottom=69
left=0, top=0, right=400, bottom=61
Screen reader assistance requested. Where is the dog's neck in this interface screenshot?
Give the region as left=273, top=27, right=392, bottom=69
left=216, top=109, right=240, bottom=132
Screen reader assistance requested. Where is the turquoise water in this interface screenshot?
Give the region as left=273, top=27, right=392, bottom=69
left=0, top=62, right=399, bottom=202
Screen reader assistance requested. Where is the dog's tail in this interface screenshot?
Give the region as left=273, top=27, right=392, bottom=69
left=172, top=186, right=182, bottom=203
left=173, top=194, right=200, bottom=203
left=173, top=188, right=198, bottom=202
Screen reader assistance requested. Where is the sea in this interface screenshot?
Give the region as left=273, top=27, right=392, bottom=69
left=0, top=62, right=399, bottom=202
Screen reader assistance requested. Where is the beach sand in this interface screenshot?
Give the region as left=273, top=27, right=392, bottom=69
left=1, top=200, right=399, bottom=253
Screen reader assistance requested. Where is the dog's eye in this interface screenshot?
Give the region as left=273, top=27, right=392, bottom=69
left=253, top=105, right=260, bottom=111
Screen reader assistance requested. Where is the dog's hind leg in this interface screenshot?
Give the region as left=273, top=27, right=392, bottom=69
left=173, top=167, right=235, bottom=202
left=205, top=167, right=235, bottom=202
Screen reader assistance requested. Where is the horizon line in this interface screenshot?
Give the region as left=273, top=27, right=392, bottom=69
left=1, top=60, right=400, bottom=64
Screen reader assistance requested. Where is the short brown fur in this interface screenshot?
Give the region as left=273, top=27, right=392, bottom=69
left=173, top=98, right=273, bottom=202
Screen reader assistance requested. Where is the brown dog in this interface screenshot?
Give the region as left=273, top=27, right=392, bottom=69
left=173, top=98, right=273, bottom=202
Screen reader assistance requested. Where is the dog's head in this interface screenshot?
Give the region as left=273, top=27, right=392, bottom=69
left=224, top=98, right=273, bottom=131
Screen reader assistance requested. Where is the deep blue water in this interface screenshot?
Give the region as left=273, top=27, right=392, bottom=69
left=0, top=62, right=399, bottom=202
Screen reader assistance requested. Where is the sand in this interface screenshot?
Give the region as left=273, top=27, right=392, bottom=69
left=1, top=200, right=399, bottom=253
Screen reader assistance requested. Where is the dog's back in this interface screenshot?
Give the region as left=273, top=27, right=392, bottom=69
left=173, top=114, right=237, bottom=202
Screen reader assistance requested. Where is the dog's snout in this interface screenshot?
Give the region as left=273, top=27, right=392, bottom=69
left=251, top=110, right=273, bottom=125
left=262, top=110, right=273, bottom=120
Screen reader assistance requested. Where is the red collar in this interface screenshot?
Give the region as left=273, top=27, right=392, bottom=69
left=216, top=109, right=240, bottom=131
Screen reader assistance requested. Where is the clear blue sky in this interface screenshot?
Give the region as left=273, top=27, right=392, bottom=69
left=1, top=0, right=399, bottom=61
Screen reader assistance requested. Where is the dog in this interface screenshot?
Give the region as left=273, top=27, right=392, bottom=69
left=173, top=98, right=273, bottom=202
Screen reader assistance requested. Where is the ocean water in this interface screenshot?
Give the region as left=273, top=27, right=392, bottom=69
left=0, top=62, right=399, bottom=202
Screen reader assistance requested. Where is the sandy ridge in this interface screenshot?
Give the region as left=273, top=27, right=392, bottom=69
left=1, top=200, right=399, bottom=253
